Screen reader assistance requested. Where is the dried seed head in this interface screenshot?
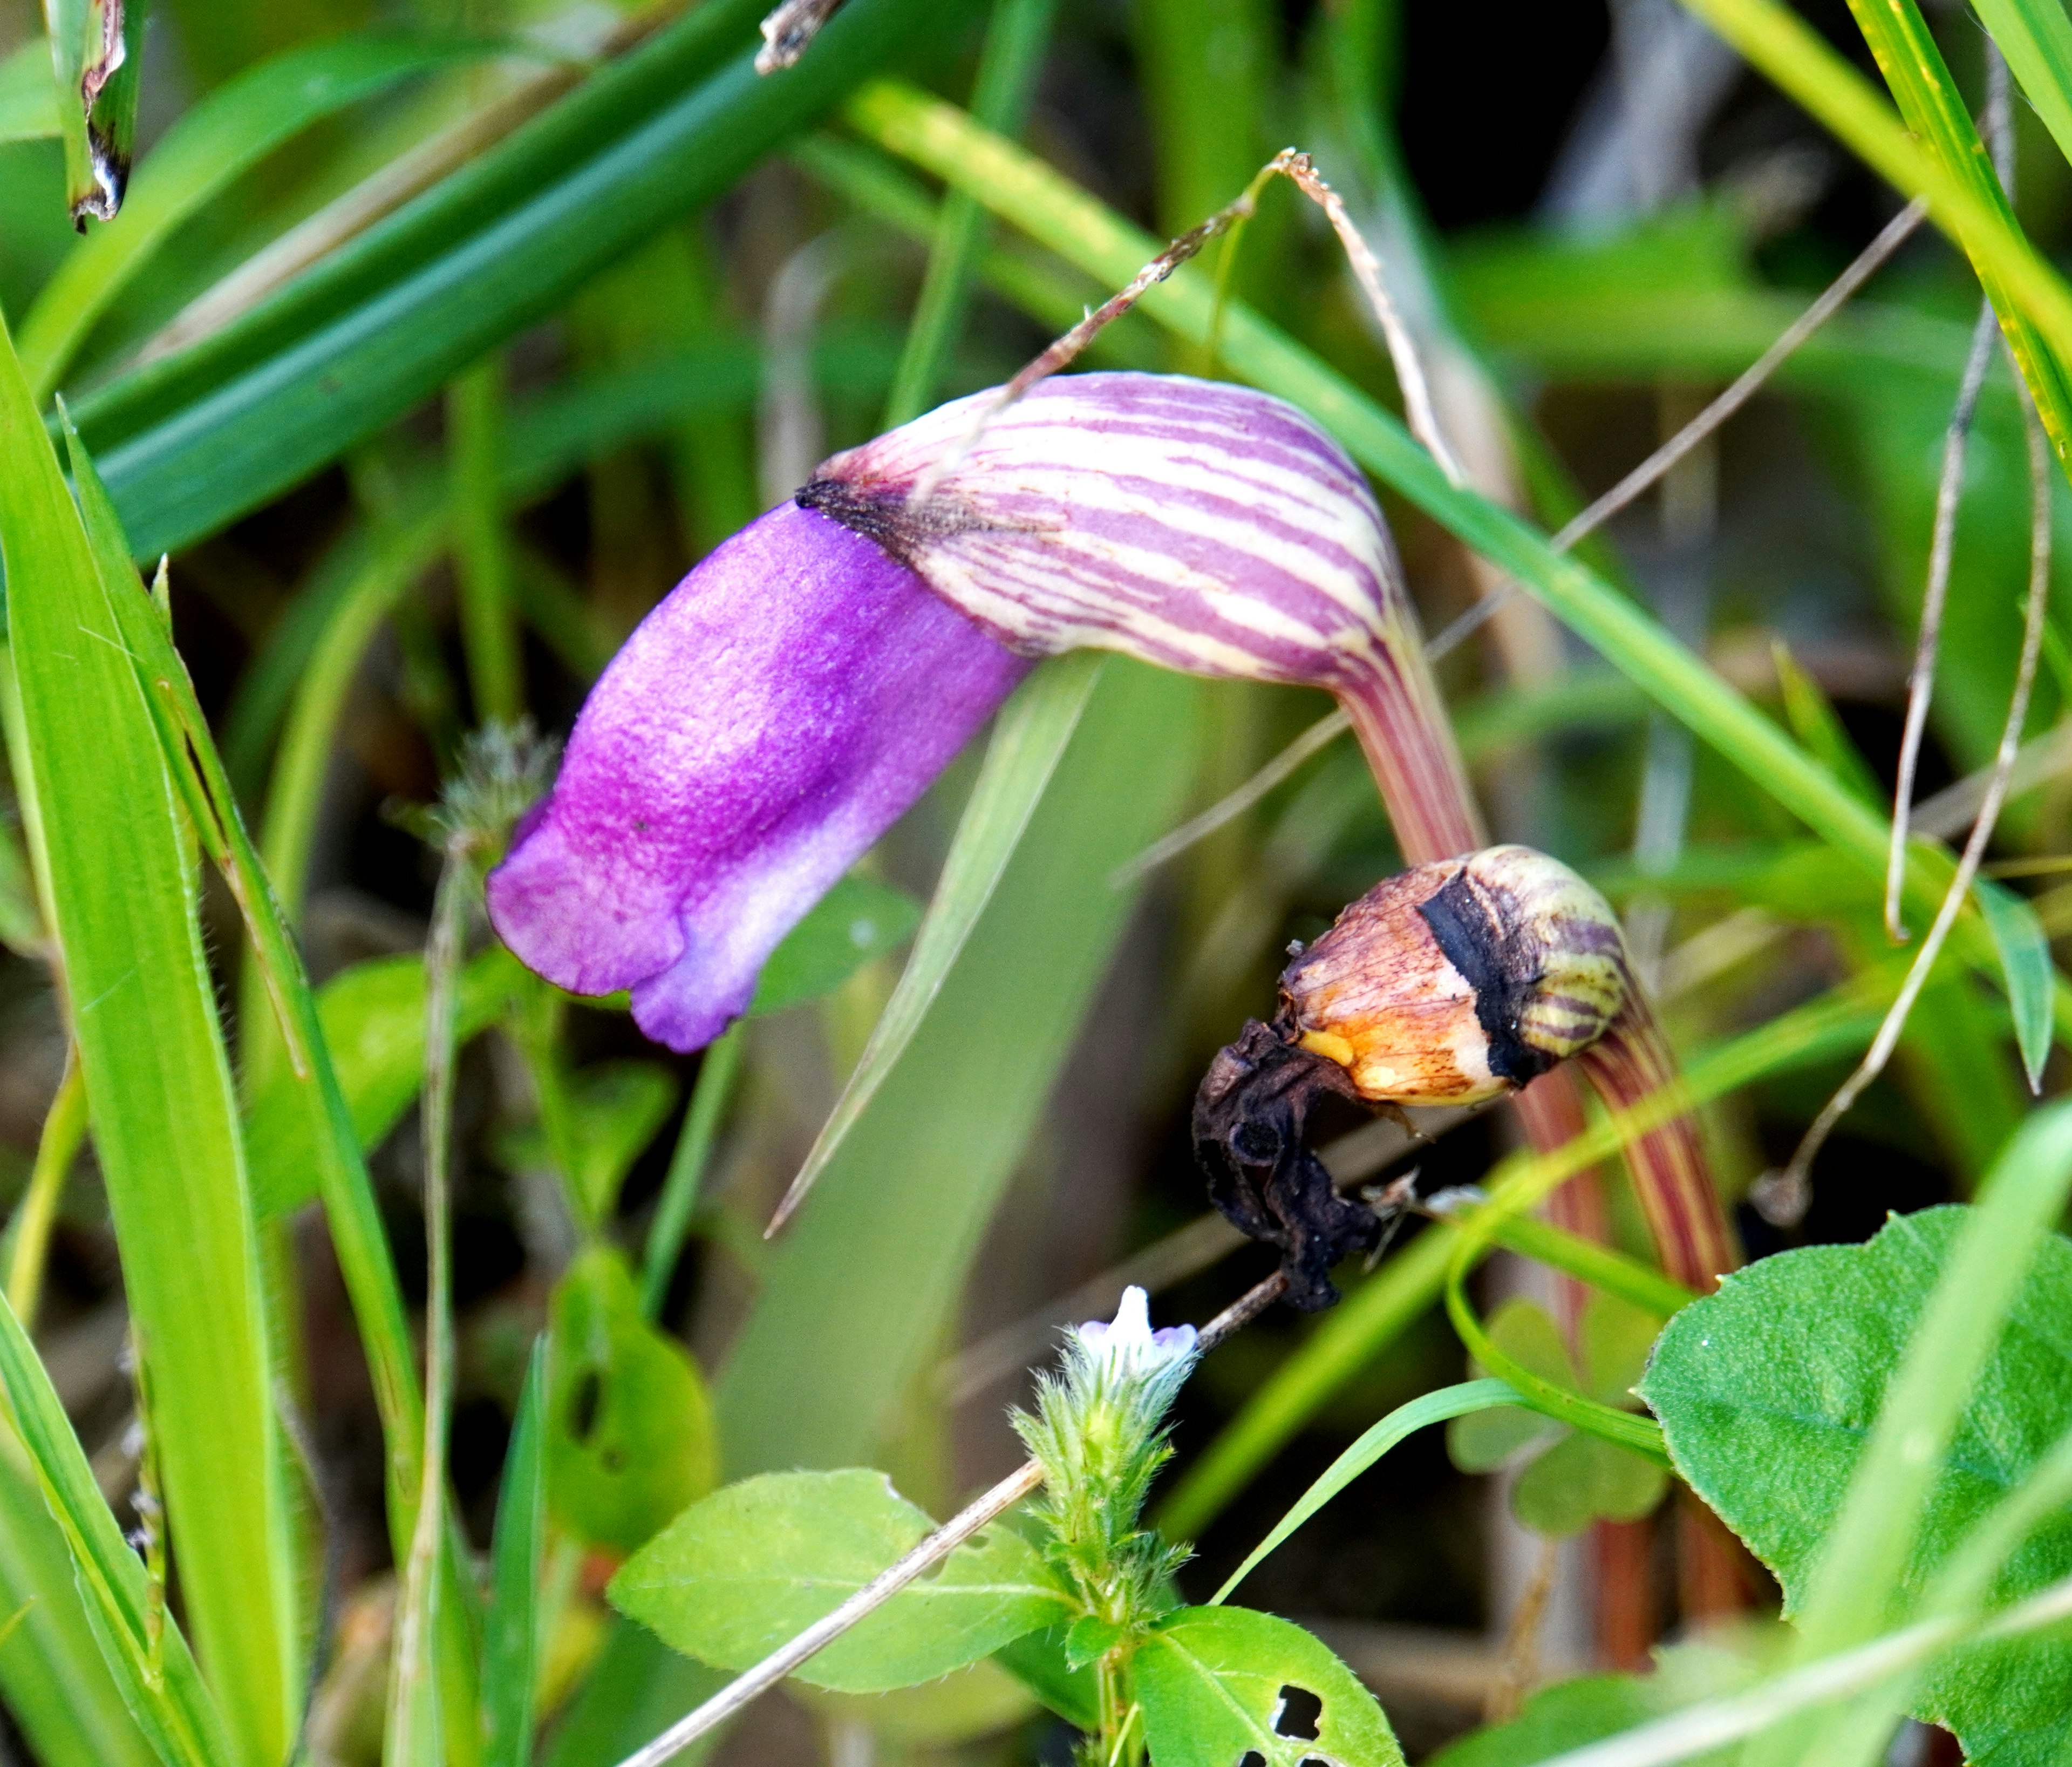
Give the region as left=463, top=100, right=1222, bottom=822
left=1281, top=845, right=1627, bottom=1106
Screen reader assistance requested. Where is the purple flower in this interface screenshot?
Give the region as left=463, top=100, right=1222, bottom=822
left=487, top=502, right=1027, bottom=1050
left=489, top=372, right=1467, bottom=1051
left=1071, top=1284, right=1197, bottom=1377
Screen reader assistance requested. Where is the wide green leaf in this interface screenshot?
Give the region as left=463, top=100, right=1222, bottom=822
left=1642, top=1205, right=2072, bottom=1764
left=1134, top=1606, right=1405, bottom=1767
left=19, top=32, right=483, bottom=403
left=547, top=1246, right=717, bottom=1554
left=609, top=1469, right=1072, bottom=1694
left=715, top=658, right=1202, bottom=1475
left=0, top=305, right=294, bottom=1765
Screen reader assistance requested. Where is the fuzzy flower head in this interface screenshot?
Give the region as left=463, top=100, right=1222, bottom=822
left=1068, top=1285, right=1197, bottom=1388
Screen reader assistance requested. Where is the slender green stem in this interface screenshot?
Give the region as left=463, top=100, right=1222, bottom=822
left=881, top=0, right=1056, bottom=426
left=6, top=1051, right=85, bottom=1333
left=640, top=1024, right=744, bottom=1319
left=450, top=356, right=524, bottom=726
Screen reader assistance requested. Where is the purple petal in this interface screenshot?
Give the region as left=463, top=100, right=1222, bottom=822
left=486, top=502, right=1029, bottom=1051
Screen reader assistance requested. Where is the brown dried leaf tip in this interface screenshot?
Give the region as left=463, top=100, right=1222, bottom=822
left=1194, top=846, right=1627, bottom=1309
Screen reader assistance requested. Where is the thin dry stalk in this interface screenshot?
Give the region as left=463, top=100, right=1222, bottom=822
left=1885, top=300, right=2000, bottom=939
left=1784, top=372, right=2053, bottom=1192
left=755, top=0, right=849, bottom=72
left=1886, top=49, right=2016, bottom=940
left=611, top=1274, right=1289, bottom=1767
left=1118, top=194, right=1930, bottom=889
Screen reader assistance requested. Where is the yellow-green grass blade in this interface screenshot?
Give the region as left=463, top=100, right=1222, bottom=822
left=0, top=1421, right=156, bottom=1767
left=0, top=1286, right=233, bottom=1767
left=52, top=417, right=488, bottom=1766
left=1838, top=0, right=2072, bottom=464
left=842, top=81, right=2072, bottom=1046
left=717, top=657, right=1203, bottom=1474
left=0, top=314, right=294, bottom=1765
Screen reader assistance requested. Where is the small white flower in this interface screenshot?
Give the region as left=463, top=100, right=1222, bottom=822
left=1071, top=1286, right=1197, bottom=1381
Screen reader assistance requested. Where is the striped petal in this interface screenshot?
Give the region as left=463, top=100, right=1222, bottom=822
left=802, top=372, right=1481, bottom=860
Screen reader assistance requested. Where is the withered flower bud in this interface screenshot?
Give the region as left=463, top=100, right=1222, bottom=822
left=1283, top=845, right=1626, bottom=1107
left=1194, top=847, right=1628, bottom=1309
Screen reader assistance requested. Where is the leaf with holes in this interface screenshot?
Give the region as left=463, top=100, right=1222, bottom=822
left=546, top=1246, right=717, bottom=1554
left=1134, top=1606, right=1405, bottom=1767
left=609, top=1467, right=1074, bottom=1694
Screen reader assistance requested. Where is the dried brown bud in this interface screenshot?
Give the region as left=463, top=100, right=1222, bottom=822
left=1281, top=845, right=1627, bottom=1106
left=1192, top=845, right=1631, bottom=1309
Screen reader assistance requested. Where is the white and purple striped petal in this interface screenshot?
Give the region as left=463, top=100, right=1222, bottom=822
left=485, top=503, right=1028, bottom=1051
left=802, top=372, right=1481, bottom=861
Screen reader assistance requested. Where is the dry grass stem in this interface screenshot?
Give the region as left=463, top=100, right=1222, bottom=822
left=1784, top=372, right=2054, bottom=1194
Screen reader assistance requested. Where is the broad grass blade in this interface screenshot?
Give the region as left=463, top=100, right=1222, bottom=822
left=716, top=658, right=1202, bottom=1475
left=19, top=32, right=484, bottom=402
left=76, top=0, right=982, bottom=559
left=0, top=312, right=295, bottom=1763
left=767, top=651, right=1102, bottom=1232
left=1974, top=0, right=2072, bottom=169
left=0, top=1286, right=234, bottom=1767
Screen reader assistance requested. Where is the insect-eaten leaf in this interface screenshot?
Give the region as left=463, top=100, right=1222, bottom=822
left=44, top=0, right=142, bottom=223
left=547, top=1246, right=717, bottom=1554
left=1133, top=1605, right=1406, bottom=1767
left=608, top=1467, right=1074, bottom=1694
left=1447, top=1293, right=1667, bottom=1538
left=1641, top=1206, right=2072, bottom=1767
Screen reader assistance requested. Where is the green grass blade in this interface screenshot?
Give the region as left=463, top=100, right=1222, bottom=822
left=0, top=38, right=58, bottom=143
left=1209, top=1380, right=1519, bottom=1606
left=38, top=0, right=96, bottom=222
left=482, top=1340, right=548, bottom=1767
left=0, top=1285, right=234, bottom=1767
left=0, top=316, right=294, bottom=1767
left=715, top=658, right=1203, bottom=1475
left=881, top=0, right=1055, bottom=425
left=18, top=32, right=482, bottom=403
left=0, top=1422, right=156, bottom=1767
left=449, top=355, right=522, bottom=724
left=1978, top=878, right=2053, bottom=1090
left=1839, top=0, right=2072, bottom=460
left=844, top=81, right=2072, bottom=1045
left=769, top=653, right=1102, bottom=1232
left=78, top=0, right=982, bottom=560
left=52, top=411, right=488, bottom=1766
left=1972, top=0, right=2072, bottom=174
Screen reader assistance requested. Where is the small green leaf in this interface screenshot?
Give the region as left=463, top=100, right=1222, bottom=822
left=1581, top=1290, right=1664, bottom=1404
left=245, top=946, right=524, bottom=1220
left=1134, top=1606, right=1406, bottom=1767
left=748, top=872, right=922, bottom=1017
left=1771, top=641, right=1883, bottom=810
left=547, top=1247, right=718, bottom=1554
left=608, top=1468, right=1073, bottom=1694
left=1978, top=877, right=2053, bottom=1092
left=1061, top=1614, right=1127, bottom=1670
left=1511, top=1432, right=1669, bottom=1538
left=1447, top=1299, right=1575, bottom=1474
left=1426, top=1675, right=1661, bottom=1767
left=1641, top=1205, right=2072, bottom=1764
left=523, top=1060, right=679, bottom=1226
left=992, top=1624, right=1099, bottom=1730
